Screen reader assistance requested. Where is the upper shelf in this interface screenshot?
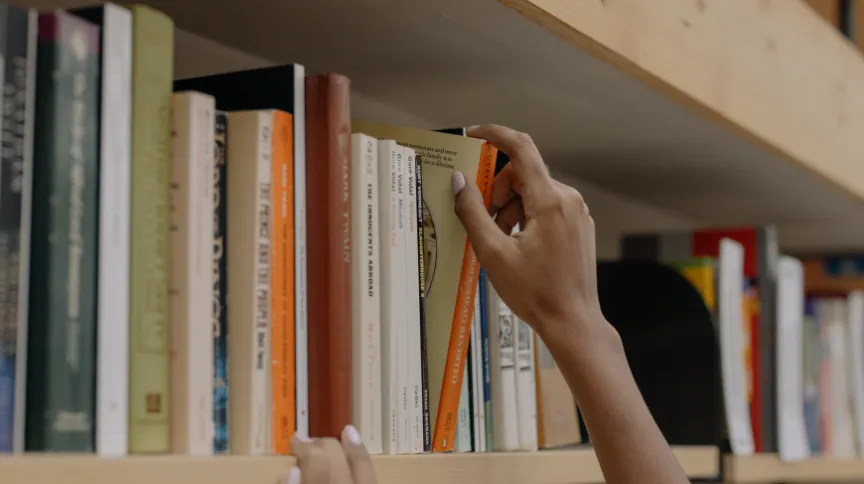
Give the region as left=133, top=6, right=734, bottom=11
left=21, top=0, right=864, bottom=251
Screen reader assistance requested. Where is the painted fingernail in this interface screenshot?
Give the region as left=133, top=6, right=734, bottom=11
left=451, top=171, right=465, bottom=197
left=284, top=467, right=301, bottom=484
left=342, top=424, right=362, bottom=445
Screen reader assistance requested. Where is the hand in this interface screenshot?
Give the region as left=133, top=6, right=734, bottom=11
left=285, top=426, right=376, bottom=484
left=452, top=124, right=604, bottom=344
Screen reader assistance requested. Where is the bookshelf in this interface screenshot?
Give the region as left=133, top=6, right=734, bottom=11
left=724, top=454, right=864, bottom=483
left=0, top=447, right=719, bottom=484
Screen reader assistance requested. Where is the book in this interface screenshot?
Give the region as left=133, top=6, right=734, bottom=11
left=212, top=111, right=229, bottom=453
left=127, top=5, right=174, bottom=454
left=349, top=133, right=382, bottom=454
left=26, top=11, right=100, bottom=452
left=225, top=110, right=273, bottom=455
left=0, top=4, right=35, bottom=454
left=534, top=334, right=579, bottom=449
left=776, top=256, right=809, bottom=461
left=71, top=2, right=132, bottom=457
left=169, top=91, right=216, bottom=455
left=174, top=64, right=308, bottom=438
left=351, top=121, right=497, bottom=452
left=306, top=74, right=352, bottom=439
left=403, top=147, right=424, bottom=453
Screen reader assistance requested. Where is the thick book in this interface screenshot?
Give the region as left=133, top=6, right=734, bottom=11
left=71, top=2, right=132, bottom=457
left=305, top=74, right=352, bottom=439
left=353, top=120, right=496, bottom=452
left=0, top=4, right=35, bottom=454
left=169, top=91, right=216, bottom=455
left=174, top=64, right=308, bottom=437
left=621, top=226, right=779, bottom=453
left=26, top=11, right=100, bottom=452
left=212, top=111, right=229, bottom=453
left=127, top=5, right=173, bottom=454
left=225, top=110, right=274, bottom=455
left=349, top=133, right=382, bottom=454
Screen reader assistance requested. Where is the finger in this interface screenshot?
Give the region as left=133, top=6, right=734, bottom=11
left=290, top=436, right=331, bottom=484
left=494, top=197, right=525, bottom=236
left=315, top=438, right=354, bottom=484
left=341, top=425, right=377, bottom=484
left=466, top=124, right=549, bottom=189
left=489, top=163, right=520, bottom=216
left=452, top=171, right=512, bottom=264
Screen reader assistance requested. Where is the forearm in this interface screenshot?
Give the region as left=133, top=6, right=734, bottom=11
left=544, top=319, right=690, bottom=484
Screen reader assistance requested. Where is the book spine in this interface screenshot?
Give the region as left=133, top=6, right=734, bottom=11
left=350, top=134, right=381, bottom=454
left=291, top=66, right=308, bottom=440
left=431, top=143, right=497, bottom=452
left=304, top=74, right=352, bottom=438
left=415, top=154, right=430, bottom=453
left=479, top=268, right=492, bottom=448
left=128, top=5, right=174, bottom=453
left=256, top=114, right=272, bottom=454
left=26, top=12, right=100, bottom=451
left=92, top=4, right=132, bottom=457
left=212, top=111, right=228, bottom=453
left=403, top=148, right=422, bottom=454
left=455, top=360, right=471, bottom=452
left=393, top=146, right=409, bottom=452
left=169, top=92, right=215, bottom=455
left=270, top=111, right=295, bottom=454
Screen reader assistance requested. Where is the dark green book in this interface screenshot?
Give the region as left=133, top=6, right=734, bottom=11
left=25, top=10, right=100, bottom=452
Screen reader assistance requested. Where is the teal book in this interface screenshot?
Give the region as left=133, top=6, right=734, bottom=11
left=25, top=10, right=100, bottom=452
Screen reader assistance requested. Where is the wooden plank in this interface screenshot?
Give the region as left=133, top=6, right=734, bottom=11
left=724, top=453, right=864, bottom=482
left=0, top=447, right=719, bottom=484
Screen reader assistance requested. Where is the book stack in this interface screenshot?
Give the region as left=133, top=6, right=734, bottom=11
left=0, top=2, right=582, bottom=457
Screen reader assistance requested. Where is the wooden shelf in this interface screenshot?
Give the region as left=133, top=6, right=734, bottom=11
left=0, top=447, right=718, bottom=484
left=724, top=453, right=864, bottom=483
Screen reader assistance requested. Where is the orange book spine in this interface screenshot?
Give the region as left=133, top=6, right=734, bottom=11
left=271, top=111, right=296, bottom=454
left=431, top=143, right=497, bottom=452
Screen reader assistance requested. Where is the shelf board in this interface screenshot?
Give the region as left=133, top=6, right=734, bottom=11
left=724, top=453, right=864, bottom=483
left=0, top=447, right=718, bottom=484
left=18, top=0, right=864, bottom=250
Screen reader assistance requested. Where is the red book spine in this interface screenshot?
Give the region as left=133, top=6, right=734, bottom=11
left=305, top=74, right=352, bottom=438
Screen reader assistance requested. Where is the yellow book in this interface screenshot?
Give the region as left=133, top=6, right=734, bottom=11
left=352, top=121, right=496, bottom=452
left=127, top=4, right=174, bottom=453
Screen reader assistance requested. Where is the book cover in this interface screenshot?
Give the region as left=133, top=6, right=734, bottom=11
left=351, top=121, right=496, bottom=452
left=26, top=11, right=100, bottom=451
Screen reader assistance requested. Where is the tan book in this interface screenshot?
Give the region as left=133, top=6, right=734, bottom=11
left=534, top=334, right=580, bottom=449
left=351, top=121, right=496, bottom=452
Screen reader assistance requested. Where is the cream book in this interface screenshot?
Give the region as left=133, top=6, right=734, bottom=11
left=393, top=145, right=410, bottom=454
left=403, top=147, right=424, bottom=454
left=776, top=256, right=808, bottom=462
left=226, top=111, right=273, bottom=455
left=169, top=92, right=215, bottom=455
left=534, top=334, right=580, bottom=449
left=349, top=133, right=382, bottom=454
left=352, top=121, right=496, bottom=452
left=377, top=140, right=402, bottom=455
left=488, top=282, right=520, bottom=452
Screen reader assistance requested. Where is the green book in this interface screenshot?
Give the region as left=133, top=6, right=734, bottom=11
left=127, top=4, right=173, bottom=454
left=26, top=10, right=100, bottom=452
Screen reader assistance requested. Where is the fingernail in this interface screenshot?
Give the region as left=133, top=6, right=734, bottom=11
left=451, top=171, right=465, bottom=197
left=284, top=467, right=301, bottom=484
left=342, top=424, right=362, bottom=445
left=466, top=125, right=480, bottom=130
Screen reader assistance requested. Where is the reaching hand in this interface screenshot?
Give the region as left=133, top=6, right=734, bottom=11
left=452, top=124, right=603, bottom=344
left=285, top=426, right=376, bottom=484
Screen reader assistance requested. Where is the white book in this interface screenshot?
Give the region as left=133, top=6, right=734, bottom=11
left=847, top=291, right=864, bottom=456
left=515, top=319, right=538, bottom=451
left=350, top=133, right=382, bottom=454
left=402, top=147, right=423, bottom=454
left=776, top=256, right=809, bottom=462
left=393, top=145, right=410, bottom=454
left=454, top=363, right=471, bottom=452
left=226, top=111, right=272, bottom=455
left=291, top=65, right=309, bottom=439
left=718, top=239, right=755, bottom=456
left=10, top=9, right=37, bottom=454
left=76, top=4, right=133, bottom=457
left=377, top=140, right=401, bottom=455
left=823, top=298, right=857, bottom=458
left=471, top=292, right=485, bottom=452
left=169, top=92, right=216, bottom=455
left=487, top=281, right=519, bottom=451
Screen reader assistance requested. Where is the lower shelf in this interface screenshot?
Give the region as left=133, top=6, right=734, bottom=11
left=724, top=453, right=864, bottom=482
left=1, top=446, right=718, bottom=484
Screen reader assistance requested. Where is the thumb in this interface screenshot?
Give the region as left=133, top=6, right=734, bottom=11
left=452, top=171, right=509, bottom=263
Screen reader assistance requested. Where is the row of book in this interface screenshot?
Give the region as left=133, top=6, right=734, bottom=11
left=0, top=0, right=585, bottom=457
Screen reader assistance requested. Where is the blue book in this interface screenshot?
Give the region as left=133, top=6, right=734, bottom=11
left=479, top=268, right=492, bottom=446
